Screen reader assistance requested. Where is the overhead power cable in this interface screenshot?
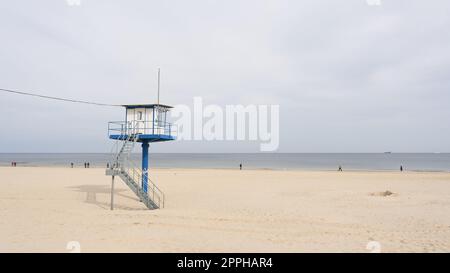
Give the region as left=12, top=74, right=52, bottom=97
left=0, top=88, right=121, bottom=107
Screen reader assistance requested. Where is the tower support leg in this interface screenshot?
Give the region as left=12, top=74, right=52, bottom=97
left=142, top=141, right=149, bottom=193
left=110, top=175, right=115, bottom=210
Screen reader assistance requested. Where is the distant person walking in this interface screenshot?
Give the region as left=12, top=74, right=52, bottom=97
left=400, top=165, right=403, bottom=172
left=338, top=165, right=343, bottom=172
left=239, top=163, right=242, bottom=170
left=87, top=162, right=90, bottom=168
left=71, top=163, right=74, bottom=168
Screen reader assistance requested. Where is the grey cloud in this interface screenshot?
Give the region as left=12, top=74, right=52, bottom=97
left=0, top=0, right=449, bottom=153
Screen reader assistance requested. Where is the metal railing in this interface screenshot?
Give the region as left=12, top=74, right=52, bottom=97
left=107, top=120, right=165, bottom=209
left=108, top=120, right=177, bottom=139
left=119, top=156, right=165, bottom=208
left=108, top=123, right=138, bottom=170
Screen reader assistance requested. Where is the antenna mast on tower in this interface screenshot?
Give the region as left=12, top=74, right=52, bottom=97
left=157, top=68, right=160, bottom=105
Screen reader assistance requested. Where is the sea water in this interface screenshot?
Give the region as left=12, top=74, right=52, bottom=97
left=1, top=153, right=450, bottom=171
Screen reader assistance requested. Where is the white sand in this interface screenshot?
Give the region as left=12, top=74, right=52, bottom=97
left=1, top=167, right=450, bottom=253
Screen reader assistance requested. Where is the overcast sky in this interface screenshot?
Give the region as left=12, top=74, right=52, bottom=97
left=1, top=0, right=449, bottom=153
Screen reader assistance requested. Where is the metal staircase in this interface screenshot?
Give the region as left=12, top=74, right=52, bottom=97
left=106, top=121, right=165, bottom=210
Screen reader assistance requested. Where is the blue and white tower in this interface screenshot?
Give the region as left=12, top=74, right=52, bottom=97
left=106, top=103, right=176, bottom=210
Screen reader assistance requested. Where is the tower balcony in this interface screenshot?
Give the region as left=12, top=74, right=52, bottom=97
left=108, top=121, right=176, bottom=143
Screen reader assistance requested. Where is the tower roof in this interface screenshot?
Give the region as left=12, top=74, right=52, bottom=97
left=122, top=104, right=173, bottom=109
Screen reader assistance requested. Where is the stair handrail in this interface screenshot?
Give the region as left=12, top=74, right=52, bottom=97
left=120, top=156, right=165, bottom=208
left=108, top=123, right=127, bottom=169
left=109, top=120, right=139, bottom=169
left=109, top=120, right=165, bottom=208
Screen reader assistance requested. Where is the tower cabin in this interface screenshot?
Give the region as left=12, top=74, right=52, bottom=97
left=106, top=104, right=175, bottom=210
left=109, top=104, right=175, bottom=142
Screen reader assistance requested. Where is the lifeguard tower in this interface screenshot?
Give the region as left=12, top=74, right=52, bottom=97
left=106, top=103, right=176, bottom=210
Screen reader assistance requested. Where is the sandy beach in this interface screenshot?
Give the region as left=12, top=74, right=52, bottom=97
left=1, top=166, right=450, bottom=253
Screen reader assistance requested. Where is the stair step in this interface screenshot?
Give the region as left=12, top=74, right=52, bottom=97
left=107, top=137, right=164, bottom=210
